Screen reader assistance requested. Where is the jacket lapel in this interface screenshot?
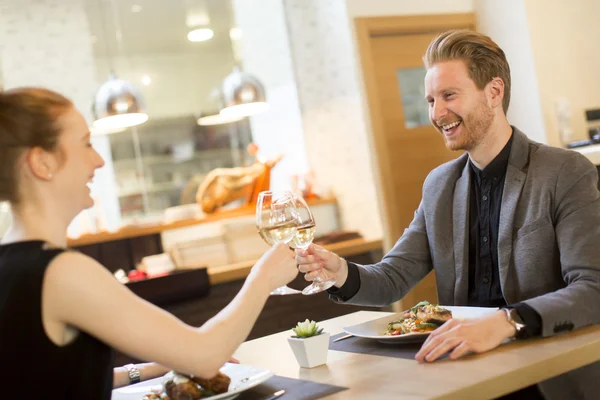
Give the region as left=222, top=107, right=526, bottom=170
left=498, top=128, right=529, bottom=301
left=453, top=161, right=471, bottom=305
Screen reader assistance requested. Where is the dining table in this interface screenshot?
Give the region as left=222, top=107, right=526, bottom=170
left=233, top=311, right=600, bottom=399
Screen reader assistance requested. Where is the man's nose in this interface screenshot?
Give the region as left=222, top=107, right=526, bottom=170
left=431, top=100, right=448, bottom=123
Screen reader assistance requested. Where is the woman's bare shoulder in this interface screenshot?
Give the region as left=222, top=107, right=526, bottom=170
left=45, top=249, right=115, bottom=289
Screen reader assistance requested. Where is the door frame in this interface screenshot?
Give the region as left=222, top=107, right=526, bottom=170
left=354, top=13, right=476, bottom=251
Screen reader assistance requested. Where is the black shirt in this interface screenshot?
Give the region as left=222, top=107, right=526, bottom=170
left=0, top=241, right=114, bottom=399
left=467, top=135, right=511, bottom=307
left=330, top=132, right=541, bottom=338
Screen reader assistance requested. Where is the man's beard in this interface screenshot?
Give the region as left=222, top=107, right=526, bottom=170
left=443, top=101, right=494, bottom=152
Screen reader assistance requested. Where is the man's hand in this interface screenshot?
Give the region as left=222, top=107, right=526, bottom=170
left=295, top=244, right=348, bottom=287
left=415, top=310, right=516, bottom=363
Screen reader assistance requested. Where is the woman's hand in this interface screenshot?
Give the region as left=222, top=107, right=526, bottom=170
left=250, top=243, right=298, bottom=291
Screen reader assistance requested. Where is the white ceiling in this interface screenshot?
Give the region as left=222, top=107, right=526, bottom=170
left=84, top=0, right=237, bottom=58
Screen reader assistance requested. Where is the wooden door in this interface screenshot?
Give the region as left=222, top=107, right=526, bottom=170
left=355, top=14, right=476, bottom=310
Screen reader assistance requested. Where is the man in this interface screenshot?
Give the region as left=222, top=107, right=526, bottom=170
left=296, top=30, right=600, bottom=399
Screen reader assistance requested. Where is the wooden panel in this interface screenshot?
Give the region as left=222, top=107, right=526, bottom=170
left=99, top=240, right=132, bottom=273
left=71, top=234, right=163, bottom=273
left=129, top=235, right=163, bottom=268
left=355, top=13, right=476, bottom=36
left=354, top=14, right=475, bottom=310
left=125, top=268, right=209, bottom=306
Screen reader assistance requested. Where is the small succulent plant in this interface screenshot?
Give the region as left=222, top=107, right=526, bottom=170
left=291, top=319, right=324, bottom=338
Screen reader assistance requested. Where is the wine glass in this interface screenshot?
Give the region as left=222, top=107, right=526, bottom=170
left=256, top=191, right=301, bottom=295
left=289, top=194, right=336, bottom=295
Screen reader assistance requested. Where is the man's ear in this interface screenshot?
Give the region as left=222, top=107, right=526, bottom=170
left=486, top=77, right=505, bottom=109
left=26, top=147, right=57, bottom=180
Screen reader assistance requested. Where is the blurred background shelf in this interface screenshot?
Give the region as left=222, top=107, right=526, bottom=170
left=117, top=181, right=190, bottom=198
left=68, top=196, right=338, bottom=247
left=109, top=115, right=254, bottom=221
left=112, top=148, right=243, bottom=168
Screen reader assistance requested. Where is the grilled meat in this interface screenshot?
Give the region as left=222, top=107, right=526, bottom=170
left=164, top=378, right=202, bottom=400
left=162, top=370, right=231, bottom=400
left=385, top=301, right=453, bottom=336
left=191, top=371, right=230, bottom=394
left=416, top=304, right=452, bottom=326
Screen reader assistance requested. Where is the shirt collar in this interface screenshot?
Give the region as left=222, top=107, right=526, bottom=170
left=469, top=128, right=514, bottom=182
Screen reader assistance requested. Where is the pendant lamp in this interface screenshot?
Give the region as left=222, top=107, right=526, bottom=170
left=93, top=74, right=148, bottom=131
left=220, top=66, right=269, bottom=118
left=92, top=0, right=147, bottom=131
left=197, top=88, right=244, bottom=126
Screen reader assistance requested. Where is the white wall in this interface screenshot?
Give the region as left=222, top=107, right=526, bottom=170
left=475, top=0, right=546, bottom=143
left=523, top=0, right=600, bottom=147
left=0, top=0, right=97, bottom=122
left=231, top=0, right=310, bottom=191
left=282, top=0, right=383, bottom=239
left=0, top=0, right=121, bottom=235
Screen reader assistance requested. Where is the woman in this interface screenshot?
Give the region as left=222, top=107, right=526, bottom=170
left=0, top=87, right=298, bottom=399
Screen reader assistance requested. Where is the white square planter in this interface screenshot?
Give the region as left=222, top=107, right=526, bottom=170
left=287, top=332, right=330, bottom=368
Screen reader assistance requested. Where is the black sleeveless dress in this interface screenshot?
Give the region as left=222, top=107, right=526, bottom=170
left=0, top=241, right=113, bottom=399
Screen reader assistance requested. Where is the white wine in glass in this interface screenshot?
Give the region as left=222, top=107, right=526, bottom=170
left=291, top=194, right=336, bottom=295
left=256, top=191, right=301, bottom=295
left=259, top=221, right=298, bottom=245
left=292, top=222, right=316, bottom=250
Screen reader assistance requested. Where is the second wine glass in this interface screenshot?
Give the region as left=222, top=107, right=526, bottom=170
left=289, top=194, right=337, bottom=295
left=256, top=191, right=301, bottom=295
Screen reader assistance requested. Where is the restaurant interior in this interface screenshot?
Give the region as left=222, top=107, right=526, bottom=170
left=2, top=0, right=600, bottom=398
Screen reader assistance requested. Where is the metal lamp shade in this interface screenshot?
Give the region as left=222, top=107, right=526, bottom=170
left=92, top=75, right=148, bottom=131
left=197, top=87, right=245, bottom=126
left=220, top=68, right=269, bottom=118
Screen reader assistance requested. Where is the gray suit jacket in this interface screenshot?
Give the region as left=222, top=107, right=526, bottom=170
left=337, top=127, right=600, bottom=399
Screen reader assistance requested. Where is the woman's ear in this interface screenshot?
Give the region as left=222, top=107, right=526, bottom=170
left=26, top=147, right=57, bottom=180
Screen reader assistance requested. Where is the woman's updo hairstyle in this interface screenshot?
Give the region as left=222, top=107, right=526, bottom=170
left=0, top=87, right=73, bottom=204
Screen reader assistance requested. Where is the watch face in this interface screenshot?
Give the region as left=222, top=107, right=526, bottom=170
left=125, top=364, right=141, bottom=383
left=508, top=309, right=527, bottom=338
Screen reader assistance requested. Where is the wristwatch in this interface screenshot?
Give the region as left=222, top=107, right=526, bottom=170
left=124, top=363, right=141, bottom=384
left=502, top=307, right=527, bottom=339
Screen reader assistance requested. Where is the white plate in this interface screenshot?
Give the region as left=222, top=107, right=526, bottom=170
left=111, top=363, right=273, bottom=400
left=342, top=306, right=498, bottom=344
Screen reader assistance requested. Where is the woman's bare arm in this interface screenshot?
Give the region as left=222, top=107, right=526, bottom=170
left=42, top=244, right=297, bottom=379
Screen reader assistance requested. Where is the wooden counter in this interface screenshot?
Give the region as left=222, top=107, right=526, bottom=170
left=235, top=311, right=600, bottom=399
left=68, top=197, right=337, bottom=247
left=208, top=237, right=383, bottom=284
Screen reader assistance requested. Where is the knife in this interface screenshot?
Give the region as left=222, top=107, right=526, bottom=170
left=264, top=389, right=285, bottom=400
left=333, top=333, right=353, bottom=342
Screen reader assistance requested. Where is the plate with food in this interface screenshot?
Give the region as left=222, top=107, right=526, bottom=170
left=342, top=301, right=497, bottom=344
left=111, top=362, right=273, bottom=400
